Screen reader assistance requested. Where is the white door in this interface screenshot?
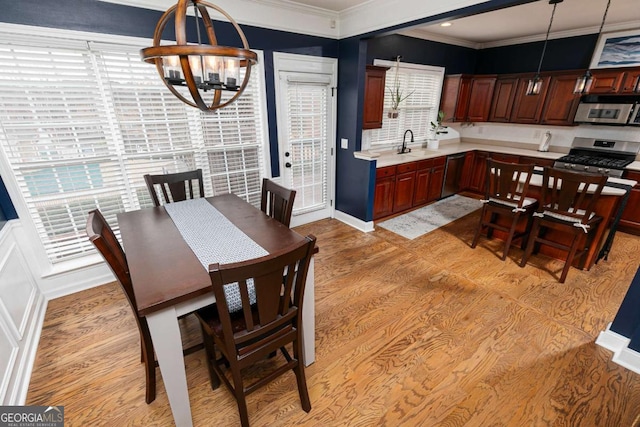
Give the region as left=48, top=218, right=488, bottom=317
left=273, top=53, right=337, bottom=227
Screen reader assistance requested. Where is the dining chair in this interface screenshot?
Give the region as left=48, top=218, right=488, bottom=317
left=519, top=167, right=607, bottom=283
left=260, top=178, right=296, bottom=227
left=86, top=209, right=202, bottom=403
left=471, top=158, right=538, bottom=260
left=195, top=235, right=317, bottom=427
left=143, top=169, right=204, bottom=207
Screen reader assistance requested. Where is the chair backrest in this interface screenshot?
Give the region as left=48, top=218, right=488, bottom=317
left=485, top=158, right=535, bottom=208
left=260, top=178, right=296, bottom=227
left=208, top=235, right=316, bottom=362
left=86, top=209, right=147, bottom=334
left=144, top=169, right=205, bottom=207
left=539, top=167, right=607, bottom=225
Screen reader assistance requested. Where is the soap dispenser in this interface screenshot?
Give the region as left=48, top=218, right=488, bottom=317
left=538, top=131, right=551, bottom=152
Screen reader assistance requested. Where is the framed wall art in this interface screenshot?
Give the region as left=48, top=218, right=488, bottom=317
left=590, top=29, right=640, bottom=69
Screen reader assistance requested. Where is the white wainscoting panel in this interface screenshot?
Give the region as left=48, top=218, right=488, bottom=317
left=0, top=221, right=46, bottom=404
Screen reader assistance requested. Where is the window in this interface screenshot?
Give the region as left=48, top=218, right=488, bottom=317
left=367, top=60, right=444, bottom=147
left=0, top=32, right=267, bottom=263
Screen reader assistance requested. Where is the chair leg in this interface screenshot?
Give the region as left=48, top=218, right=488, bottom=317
left=559, top=235, right=580, bottom=284
left=520, top=218, right=540, bottom=268
left=471, top=206, right=487, bottom=249
left=292, top=338, right=311, bottom=412
left=230, top=364, right=250, bottom=427
left=200, top=325, right=221, bottom=390
left=502, top=214, right=520, bottom=261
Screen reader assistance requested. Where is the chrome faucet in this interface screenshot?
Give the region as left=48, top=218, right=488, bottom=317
left=399, top=129, right=413, bottom=154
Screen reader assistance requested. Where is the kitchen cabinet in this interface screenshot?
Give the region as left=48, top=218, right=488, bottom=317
left=394, top=162, right=417, bottom=213
left=519, top=156, right=555, bottom=168
left=428, top=159, right=445, bottom=202
left=489, top=77, right=518, bottom=122
left=510, top=75, right=551, bottom=124
left=467, top=151, right=489, bottom=193
left=540, top=72, right=582, bottom=126
left=440, top=74, right=496, bottom=122
left=373, top=156, right=447, bottom=220
left=491, top=153, right=519, bottom=164
left=621, top=69, right=640, bottom=93
left=588, top=69, right=625, bottom=94
left=363, top=65, right=389, bottom=130
left=619, top=170, right=640, bottom=235
left=373, top=166, right=395, bottom=219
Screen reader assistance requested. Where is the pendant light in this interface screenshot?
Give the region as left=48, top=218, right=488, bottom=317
left=574, top=0, right=611, bottom=94
left=140, top=0, right=258, bottom=112
left=526, top=0, right=563, bottom=96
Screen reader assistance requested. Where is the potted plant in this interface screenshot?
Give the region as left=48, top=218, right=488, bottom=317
left=386, top=56, right=412, bottom=118
left=428, top=110, right=448, bottom=149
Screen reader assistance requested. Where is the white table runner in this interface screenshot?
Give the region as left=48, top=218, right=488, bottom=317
left=164, top=198, right=268, bottom=311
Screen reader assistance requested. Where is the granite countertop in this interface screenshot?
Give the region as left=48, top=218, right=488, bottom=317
left=355, top=140, right=640, bottom=172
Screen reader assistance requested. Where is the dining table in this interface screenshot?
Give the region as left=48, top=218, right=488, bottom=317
left=117, top=193, right=316, bottom=427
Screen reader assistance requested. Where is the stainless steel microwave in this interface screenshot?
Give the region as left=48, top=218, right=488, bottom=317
left=574, top=102, right=640, bottom=125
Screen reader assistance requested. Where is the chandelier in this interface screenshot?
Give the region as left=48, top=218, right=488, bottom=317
left=526, top=0, right=563, bottom=96
left=140, top=0, right=258, bottom=112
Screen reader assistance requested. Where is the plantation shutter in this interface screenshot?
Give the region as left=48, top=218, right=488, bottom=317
left=0, top=33, right=267, bottom=263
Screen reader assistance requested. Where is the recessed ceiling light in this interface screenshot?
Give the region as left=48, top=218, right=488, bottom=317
left=440, top=22, right=452, bottom=27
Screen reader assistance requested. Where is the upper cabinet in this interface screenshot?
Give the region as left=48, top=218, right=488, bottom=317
left=440, top=74, right=496, bottom=122
left=621, top=69, right=640, bottom=94
left=363, top=65, right=389, bottom=130
left=588, top=67, right=640, bottom=94
left=509, top=74, right=550, bottom=124
left=540, top=71, right=582, bottom=126
left=489, top=76, right=518, bottom=122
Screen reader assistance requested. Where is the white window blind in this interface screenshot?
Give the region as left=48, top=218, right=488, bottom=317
left=0, top=34, right=266, bottom=263
left=284, top=80, right=328, bottom=215
left=369, top=61, right=444, bottom=147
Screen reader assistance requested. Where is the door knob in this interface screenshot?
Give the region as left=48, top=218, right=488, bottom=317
left=285, top=151, right=290, bottom=157
left=285, top=162, right=292, bottom=168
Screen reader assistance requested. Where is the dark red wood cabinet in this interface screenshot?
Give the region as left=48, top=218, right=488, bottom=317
left=540, top=72, right=582, bottom=126
left=373, top=166, right=395, bottom=219
left=489, top=77, right=518, bottom=122
left=363, top=65, right=389, bottom=130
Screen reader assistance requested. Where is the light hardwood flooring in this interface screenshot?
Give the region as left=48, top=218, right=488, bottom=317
left=27, top=209, right=640, bottom=426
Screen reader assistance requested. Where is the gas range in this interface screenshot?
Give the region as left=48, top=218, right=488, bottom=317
left=553, top=137, right=640, bottom=178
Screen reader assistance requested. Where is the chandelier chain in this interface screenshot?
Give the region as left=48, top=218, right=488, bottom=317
left=535, top=2, right=558, bottom=76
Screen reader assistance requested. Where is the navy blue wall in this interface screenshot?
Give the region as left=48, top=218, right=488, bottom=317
left=475, top=34, right=598, bottom=74
left=0, top=177, right=17, bottom=220
left=367, top=34, right=477, bottom=74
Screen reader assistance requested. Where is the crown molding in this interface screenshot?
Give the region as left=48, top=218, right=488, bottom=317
left=96, top=0, right=339, bottom=39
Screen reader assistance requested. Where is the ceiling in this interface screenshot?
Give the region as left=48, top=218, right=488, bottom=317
left=288, top=0, right=640, bottom=48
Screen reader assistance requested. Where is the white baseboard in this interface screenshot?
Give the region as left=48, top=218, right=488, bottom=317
left=39, top=262, right=114, bottom=300
left=334, top=210, right=374, bottom=233
left=613, top=347, right=640, bottom=375
left=596, top=323, right=640, bottom=375
left=595, top=323, right=630, bottom=354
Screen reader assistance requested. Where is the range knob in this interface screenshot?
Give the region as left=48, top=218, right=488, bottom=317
left=604, top=169, right=610, bottom=175
left=598, top=168, right=604, bottom=173
left=584, top=166, right=589, bottom=171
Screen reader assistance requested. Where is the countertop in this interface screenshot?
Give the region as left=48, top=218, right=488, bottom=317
left=354, top=141, right=640, bottom=172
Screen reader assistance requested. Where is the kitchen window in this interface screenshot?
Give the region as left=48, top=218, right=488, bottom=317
left=366, top=60, right=444, bottom=148
left=0, top=30, right=268, bottom=263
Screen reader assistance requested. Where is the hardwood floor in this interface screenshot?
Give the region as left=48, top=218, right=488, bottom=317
left=27, top=210, right=640, bottom=426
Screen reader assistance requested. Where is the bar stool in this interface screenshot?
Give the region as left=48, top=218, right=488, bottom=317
left=471, top=158, right=538, bottom=260
left=520, top=167, right=607, bottom=283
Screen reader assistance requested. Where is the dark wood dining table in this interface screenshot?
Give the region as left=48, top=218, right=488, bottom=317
left=117, top=194, right=316, bottom=427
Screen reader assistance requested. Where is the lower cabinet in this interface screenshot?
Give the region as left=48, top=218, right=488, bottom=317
left=374, top=157, right=445, bottom=220
left=373, top=166, right=396, bottom=219
left=619, top=170, right=640, bottom=235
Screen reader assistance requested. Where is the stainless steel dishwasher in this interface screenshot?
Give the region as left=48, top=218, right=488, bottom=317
left=441, top=153, right=466, bottom=198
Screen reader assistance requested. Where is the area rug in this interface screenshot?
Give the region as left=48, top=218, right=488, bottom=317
left=378, top=194, right=482, bottom=240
